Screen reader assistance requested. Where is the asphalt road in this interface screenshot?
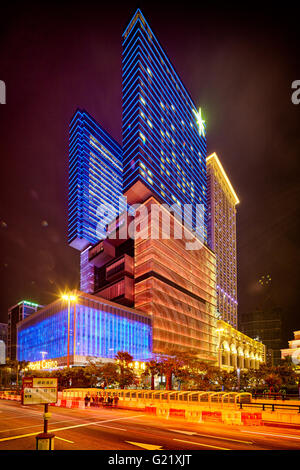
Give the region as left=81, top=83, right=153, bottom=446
left=0, top=400, right=300, bottom=451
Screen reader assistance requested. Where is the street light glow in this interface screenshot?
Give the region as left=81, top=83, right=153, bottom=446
left=61, top=293, right=77, bottom=302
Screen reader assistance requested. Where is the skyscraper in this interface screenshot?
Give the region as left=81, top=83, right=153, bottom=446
left=61, top=9, right=262, bottom=365
left=240, top=306, right=282, bottom=366
left=68, top=109, right=125, bottom=251
left=122, top=9, right=207, bottom=241
left=207, top=152, right=239, bottom=328
left=0, top=323, right=7, bottom=364
left=8, top=300, right=43, bottom=360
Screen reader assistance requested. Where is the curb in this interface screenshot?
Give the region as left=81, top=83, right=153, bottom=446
left=262, top=421, right=300, bottom=431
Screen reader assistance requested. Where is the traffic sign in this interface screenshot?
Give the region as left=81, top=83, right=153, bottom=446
left=22, top=377, right=58, bottom=405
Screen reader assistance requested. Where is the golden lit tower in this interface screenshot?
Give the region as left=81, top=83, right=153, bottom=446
left=207, top=152, right=239, bottom=328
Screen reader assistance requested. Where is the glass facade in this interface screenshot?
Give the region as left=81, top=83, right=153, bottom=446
left=68, top=109, right=125, bottom=250
left=80, top=245, right=94, bottom=293
left=8, top=301, right=42, bottom=360
left=122, top=9, right=208, bottom=241
left=17, top=293, right=152, bottom=364
left=134, top=198, right=217, bottom=361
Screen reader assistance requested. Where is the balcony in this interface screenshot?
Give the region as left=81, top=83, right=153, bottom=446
left=95, top=276, right=134, bottom=306
left=88, top=239, right=115, bottom=268
left=105, top=254, right=134, bottom=282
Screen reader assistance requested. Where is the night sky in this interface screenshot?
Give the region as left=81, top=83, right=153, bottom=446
left=0, top=1, right=299, bottom=347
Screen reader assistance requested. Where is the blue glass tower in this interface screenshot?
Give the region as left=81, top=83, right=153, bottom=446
left=68, top=109, right=125, bottom=250
left=122, top=9, right=208, bottom=240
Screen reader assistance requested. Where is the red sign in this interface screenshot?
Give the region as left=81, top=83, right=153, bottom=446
left=22, top=378, right=33, bottom=388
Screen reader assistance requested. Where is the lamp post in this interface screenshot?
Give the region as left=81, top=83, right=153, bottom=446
left=237, top=368, right=240, bottom=392
left=61, top=293, right=77, bottom=368
left=216, top=328, right=224, bottom=368
left=40, top=351, right=47, bottom=361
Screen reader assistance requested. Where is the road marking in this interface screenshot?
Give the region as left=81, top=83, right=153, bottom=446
left=94, top=424, right=127, bottom=431
left=168, top=429, right=196, bottom=436
left=0, top=418, right=86, bottom=434
left=0, top=414, right=144, bottom=442
left=194, top=434, right=252, bottom=445
left=126, top=441, right=163, bottom=450
left=167, top=429, right=252, bottom=445
left=173, top=439, right=230, bottom=450
left=55, top=436, right=74, bottom=443
left=241, top=430, right=300, bottom=440
left=0, top=431, right=40, bottom=442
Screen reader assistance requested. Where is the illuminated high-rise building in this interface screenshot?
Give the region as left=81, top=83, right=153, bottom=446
left=134, top=196, right=217, bottom=359
left=122, top=9, right=208, bottom=241
left=85, top=197, right=218, bottom=360
left=68, top=109, right=125, bottom=251
left=0, top=323, right=7, bottom=364
left=207, top=152, right=239, bottom=328
left=8, top=300, right=43, bottom=360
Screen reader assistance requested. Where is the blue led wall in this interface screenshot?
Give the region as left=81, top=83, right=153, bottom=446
left=122, top=9, right=208, bottom=240
left=68, top=109, right=125, bottom=250
left=17, top=294, right=152, bottom=364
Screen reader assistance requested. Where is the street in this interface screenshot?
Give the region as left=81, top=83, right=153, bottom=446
left=0, top=400, right=299, bottom=450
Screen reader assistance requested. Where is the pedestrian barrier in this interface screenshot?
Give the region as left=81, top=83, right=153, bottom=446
left=78, top=400, right=85, bottom=410
left=186, top=409, right=202, bottom=422
left=251, top=412, right=262, bottom=425
left=145, top=406, right=156, bottom=415
left=241, top=412, right=262, bottom=426
left=169, top=408, right=185, bottom=418
left=202, top=411, right=222, bottom=423
left=61, top=389, right=253, bottom=408
left=222, top=411, right=242, bottom=425
left=0, top=393, right=21, bottom=401
left=157, top=407, right=169, bottom=418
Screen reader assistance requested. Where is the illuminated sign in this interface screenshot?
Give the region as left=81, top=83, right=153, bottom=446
left=27, top=360, right=58, bottom=371
left=193, top=107, right=206, bottom=137
left=128, top=361, right=145, bottom=371
left=19, top=300, right=39, bottom=307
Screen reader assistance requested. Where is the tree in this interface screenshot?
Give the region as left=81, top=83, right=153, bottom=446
left=1, top=360, right=29, bottom=390
left=275, top=358, right=298, bottom=390
left=114, top=351, right=136, bottom=389
left=264, top=373, right=282, bottom=393
left=97, top=362, right=119, bottom=388
left=142, top=358, right=161, bottom=390
left=149, top=350, right=201, bottom=390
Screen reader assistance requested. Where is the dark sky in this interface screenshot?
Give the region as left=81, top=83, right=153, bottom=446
left=0, top=1, right=299, bottom=347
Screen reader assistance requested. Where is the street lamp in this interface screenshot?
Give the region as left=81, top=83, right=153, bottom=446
left=61, top=293, right=77, bottom=368
left=216, top=328, right=224, bottom=368
left=237, top=368, right=240, bottom=392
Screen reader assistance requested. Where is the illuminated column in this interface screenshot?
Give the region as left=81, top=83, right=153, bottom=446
left=61, top=293, right=77, bottom=367
left=232, top=352, right=237, bottom=369
left=239, top=353, right=244, bottom=369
